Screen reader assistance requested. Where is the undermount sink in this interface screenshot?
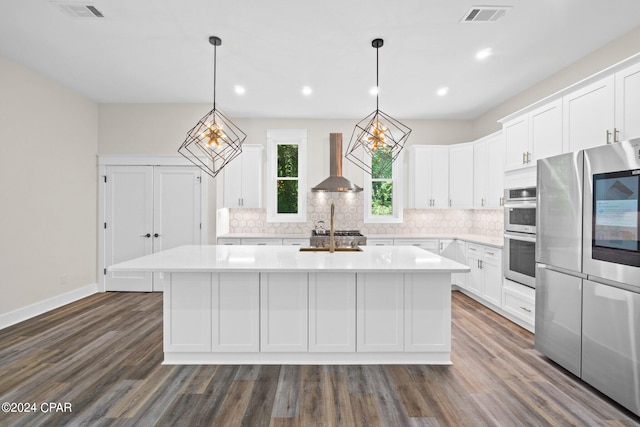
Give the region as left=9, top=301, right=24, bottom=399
left=299, top=247, right=363, bottom=252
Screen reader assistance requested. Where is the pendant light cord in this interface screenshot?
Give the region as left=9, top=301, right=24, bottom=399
left=376, top=44, right=379, bottom=111
left=213, top=43, right=217, bottom=111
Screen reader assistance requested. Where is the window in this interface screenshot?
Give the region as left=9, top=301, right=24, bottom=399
left=267, top=129, right=307, bottom=222
left=364, top=148, right=403, bottom=223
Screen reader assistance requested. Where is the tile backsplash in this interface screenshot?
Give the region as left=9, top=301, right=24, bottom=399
left=227, top=193, right=503, bottom=237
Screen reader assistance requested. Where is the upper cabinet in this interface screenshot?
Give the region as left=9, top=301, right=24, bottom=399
left=448, top=143, right=474, bottom=209
left=223, top=145, right=263, bottom=208
left=474, top=132, right=504, bottom=208
left=407, top=145, right=449, bottom=209
left=615, top=61, right=640, bottom=142
left=504, top=99, right=563, bottom=171
left=563, top=75, right=615, bottom=152
left=502, top=55, right=640, bottom=170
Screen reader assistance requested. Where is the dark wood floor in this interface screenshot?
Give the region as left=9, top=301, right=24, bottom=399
left=1, top=291, right=638, bottom=426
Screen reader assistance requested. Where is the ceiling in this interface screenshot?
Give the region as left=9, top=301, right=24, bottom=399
left=1, top=0, right=640, bottom=120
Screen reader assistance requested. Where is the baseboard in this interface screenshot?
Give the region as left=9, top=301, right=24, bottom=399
left=0, top=283, right=99, bottom=330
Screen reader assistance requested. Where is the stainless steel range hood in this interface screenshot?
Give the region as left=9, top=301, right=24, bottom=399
left=312, top=133, right=362, bottom=192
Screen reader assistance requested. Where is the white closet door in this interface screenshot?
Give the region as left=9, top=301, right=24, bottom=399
left=152, top=167, right=202, bottom=291
left=105, top=166, right=154, bottom=292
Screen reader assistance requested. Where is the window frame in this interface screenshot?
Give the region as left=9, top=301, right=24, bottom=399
left=364, top=150, right=404, bottom=223
left=266, top=129, right=307, bottom=223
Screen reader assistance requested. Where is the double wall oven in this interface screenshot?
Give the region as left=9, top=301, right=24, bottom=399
left=504, top=187, right=536, bottom=288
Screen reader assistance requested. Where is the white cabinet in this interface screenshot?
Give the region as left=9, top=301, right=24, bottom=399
left=504, top=99, right=563, bottom=171
left=357, top=273, right=404, bottom=352
left=240, top=238, right=281, bottom=246
left=404, top=273, right=451, bottom=353
left=439, top=239, right=466, bottom=288
left=407, top=145, right=449, bottom=209
left=474, top=132, right=505, bottom=208
left=448, top=143, right=474, bottom=208
left=223, top=144, right=263, bottom=208
left=615, top=61, right=640, bottom=141
left=502, top=279, right=535, bottom=327
left=563, top=75, right=615, bottom=152
left=283, top=238, right=310, bottom=246
left=217, top=237, right=241, bottom=245
left=309, top=273, right=356, bottom=352
left=103, top=165, right=202, bottom=292
left=465, top=243, right=502, bottom=307
left=260, top=273, right=308, bottom=352
left=212, top=273, right=260, bottom=352
left=394, top=239, right=439, bottom=254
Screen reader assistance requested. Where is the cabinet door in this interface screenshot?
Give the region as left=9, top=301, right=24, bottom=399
left=485, top=133, right=505, bottom=208
left=481, top=247, right=502, bottom=307
left=222, top=156, right=243, bottom=208
left=212, top=273, right=259, bottom=352
left=309, top=273, right=356, bottom=352
left=404, top=273, right=451, bottom=353
left=563, top=75, right=615, bottom=152
left=473, top=140, right=487, bottom=208
left=503, top=116, right=529, bottom=171
left=449, top=144, right=474, bottom=208
left=529, top=99, right=563, bottom=162
left=430, top=147, right=450, bottom=208
left=240, top=147, right=263, bottom=208
left=104, top=166, right=154, bottom=292
left=357, top=273, right=404, bottom=352
left=615, top=61, right=640, bottom=141
left=260, top=273, right=308, bottom=352
left=408, top=147, right=431, bottom=208
left=466, top=245, right=483, bottom=295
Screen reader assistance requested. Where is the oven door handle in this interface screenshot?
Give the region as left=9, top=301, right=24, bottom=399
left=504, top=232, right=536, bottom=243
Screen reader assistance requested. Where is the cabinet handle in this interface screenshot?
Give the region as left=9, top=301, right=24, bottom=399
left=522, top=152, right=526, bottom=164
left=140, top=233, right=151, bottom=238
left=449, top=199, right=452, bottom=207
left=481, top=198, right=485, bottom=207
left=486, top=251, right=494, bottom=256
left=440, top=242, right=443, bottom=251
left=606, top=130, right=612, bottom=144
left=614, top=128, right=620, bottom=143
left=500, top=196, right=504, bottom=206
left=520, top=306, right=532, bottom=313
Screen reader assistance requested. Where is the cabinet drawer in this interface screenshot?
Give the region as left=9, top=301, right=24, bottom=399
left=467, top=243, right=481, bottom=254
left=482, top=247, right=502, bottom=262
left=217, top=238, right=241, bottom=245
left=394, top=239, right=439, bottom=253
left=282, top=238, right=310, bottom=246
left=240, top=238, right=282, bottom=246
left=502, top=287, right=535, bottom=324
left=367, top=239, right=394, bottom=246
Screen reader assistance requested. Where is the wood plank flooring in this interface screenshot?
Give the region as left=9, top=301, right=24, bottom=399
left=1, top=291, right=638, bottom=426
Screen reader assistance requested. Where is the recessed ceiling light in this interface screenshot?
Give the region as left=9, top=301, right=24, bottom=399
left=369, top=86, right=379, bottom=96
left=476, top=48, right=493, bottom=60
left=302, top=86, right=313, bottom=96
left=234, top=85, right=246, bottom=95
left=437, top=87, right=449, bottom=97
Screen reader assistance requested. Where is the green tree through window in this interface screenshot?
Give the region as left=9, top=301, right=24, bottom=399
left=371, top=148, right=393, bottom=215
left=277, top=144, right=299, bottom=214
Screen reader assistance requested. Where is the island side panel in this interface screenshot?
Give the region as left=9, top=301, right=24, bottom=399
left=260, top=272, right=309, bottom=353
left=309, top=273, right=356, bottom=352
left=404, top=273, right=452, bottom=354
left=164, top=272, right=212, bottom=353
left=356, top=273, right=404, bottom=352
left=212, top=272, right=260, bottom=352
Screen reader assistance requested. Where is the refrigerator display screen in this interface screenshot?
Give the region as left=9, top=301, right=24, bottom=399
left=592, top=170, right=640, bottom=266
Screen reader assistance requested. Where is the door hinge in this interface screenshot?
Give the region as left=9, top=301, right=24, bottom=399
left=103, top=268, right=107, bottom=275
left=104, top=222, right=107, bottom=229
left=103, top=176, right=107, bottom=183
left=200, top=223, right=202, bottom=230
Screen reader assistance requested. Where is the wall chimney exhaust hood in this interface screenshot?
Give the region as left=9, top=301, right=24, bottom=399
left=312, top=133, right=362, bottom=193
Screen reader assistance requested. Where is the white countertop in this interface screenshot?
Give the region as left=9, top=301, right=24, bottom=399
left=218, top=233, right=504, bottom=248
left=109, top=245, right=471, bottom=274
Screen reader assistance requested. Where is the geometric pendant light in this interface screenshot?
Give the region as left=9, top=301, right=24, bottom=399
left=345, top=38, right=411, bottom=176
left=179, top=36, right=247, bottom=179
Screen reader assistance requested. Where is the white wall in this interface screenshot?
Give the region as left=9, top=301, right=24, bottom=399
left=0, top=56, right=98, bottom=318
left=473, top=26, right=640, bottom=137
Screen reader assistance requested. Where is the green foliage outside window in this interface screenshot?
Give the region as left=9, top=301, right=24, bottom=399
left=371, top=148, right=393, bottom=215
left=277, top=144, right=299, bottom=214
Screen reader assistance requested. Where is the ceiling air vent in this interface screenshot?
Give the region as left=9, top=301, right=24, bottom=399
left=461, top=6, right=511, bottom=23
left=50, top=2, right=105, bottom=18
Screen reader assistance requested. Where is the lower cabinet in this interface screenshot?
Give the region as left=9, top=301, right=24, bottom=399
left=309, top=273, right=356, bottom=352
left=466, top=243, right=502, bottom=307
left=440, top=239, right=467, bottom=288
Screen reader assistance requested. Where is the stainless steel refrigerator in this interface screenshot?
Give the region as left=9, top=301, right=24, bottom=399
left=536, top=140, right=640, bottom=417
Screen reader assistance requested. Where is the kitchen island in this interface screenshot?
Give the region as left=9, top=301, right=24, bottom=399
left=108, top=245, right=469, bottom=365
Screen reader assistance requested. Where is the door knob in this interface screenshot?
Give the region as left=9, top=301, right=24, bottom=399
left=140, top=233, right=151, bottom=238
left=154, top=233, right=161, bottom=238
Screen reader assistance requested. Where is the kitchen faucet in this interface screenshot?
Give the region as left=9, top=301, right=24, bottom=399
left=329, top=202, right=335, bottom=253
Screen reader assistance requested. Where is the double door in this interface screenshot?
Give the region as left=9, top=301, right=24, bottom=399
left=104, top=166, right=202, bottom=292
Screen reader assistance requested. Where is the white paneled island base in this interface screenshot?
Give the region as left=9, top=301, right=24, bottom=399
left=109, top=245, right=469, bottom=365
